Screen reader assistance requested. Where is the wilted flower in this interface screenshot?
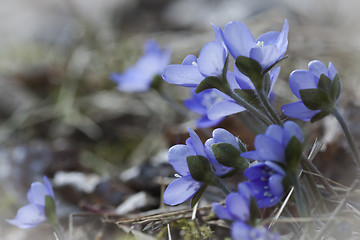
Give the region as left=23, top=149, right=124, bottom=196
left=7, top=176, right=55, bottom=229
left=281, top=60, right=341, bottom=121
left=221, top=19, right=288, bottom=71
left=110, top=39, right=171, bottom=92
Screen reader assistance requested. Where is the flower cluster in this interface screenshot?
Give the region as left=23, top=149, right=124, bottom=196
left=163, top=127, right=247, bottom=206
left=241, top=121, right=303, bottom=208
left=213, top=182, right=280, bottom=240
left=7, top=176, right=55, bottom=229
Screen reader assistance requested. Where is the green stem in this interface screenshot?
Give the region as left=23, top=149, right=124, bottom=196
left=226, top=89, right=273, bottom=126
left=213, top=178, right=230, bottom=195
left=257, top=89, right=283, bottom=126
left=52, top=222, right=67, bottom=240
left=332, top=107, right=360, bottom=167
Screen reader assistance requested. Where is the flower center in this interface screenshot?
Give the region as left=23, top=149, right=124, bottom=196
left=256, top=41, right=264, bottom=48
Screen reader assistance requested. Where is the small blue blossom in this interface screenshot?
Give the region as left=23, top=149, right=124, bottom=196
left=244, top=161, right=286, bottom=208
left=162, top=41, right=227, bottom=87
left=281, top=60, right=341, bottom=121
left=163, top=128, right=211, bottom=206
left=213, top=182, right=279, bottom=240
left=205, top=128, right=242, bottom=176
left=241, top=121, right=303, bottom=163
left=7, top=176, right=55, bottom=229
left=221, top=19, right=288, bottom=70
left=110, top=39, right=171, bottom=92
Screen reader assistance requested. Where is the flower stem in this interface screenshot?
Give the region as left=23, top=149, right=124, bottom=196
left=257, top=89, right=283, bottom=126
left=52, top=222, right=67, bottom=240
left=332, top=107, right=360, bottom=167
left=226, top=89, right=273, bottom=126
left=212, top=178, right=230, bottom=195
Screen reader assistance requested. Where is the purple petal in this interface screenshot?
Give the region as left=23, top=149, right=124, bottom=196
left=211, top=23, right=223, bottom=45
left=257, top=195, right=281, bottom=208
left=244, top=163, right=267, bottom=180
left=283, top=121, right=304, bottom=145
left=110, top=70, right=151, bottom=92
left=207, top=100, right=245, bottom=120
left=226, top=193, right=249, bottom=221
left=241, top=150, right=261, bottom=161
left=168, top=145, right=195, bottom=175
left=221, top=21, right=255, bottom=58
left=43, top=176, right=55, bottom=199
left=265, top=125, right=283, bottom=143
left=6, top=204, right=46, bottom=229
left=250, top=44, right=280, bottom=70
left=237, top=182, right=252, bottom=201
left=328, top=61, right=338, bottom=80
left=204, top=138, right=233, bottom=176
left=281, top=101, right=320, bottom=121
left=269, top=66, right=281, bottom=93
left=27, top=182, right=48, bottom=206
left=288, top=70, right=317, bottom=99
left=256, top=31, right=279, bottom=46
left=197, top=42, right=226, bottom=77
left=265, top=161, right=286, bottom=175
left=187, top=128, right=206, bottom=157
left=269, top=174, right=284, bottom=196
left=254, top=135, right=285, bottom=162
left=162, top=65, right=204, bottom=87
left=182, top=55, right=197, bottom=65
left=196, top=115, right=224, bottom=128
left=212, top=128, right=239, bottom=148
left=233, top=66, right=254, bottom=90
left=212, top=203, right=233, bottom=221
left=163, top=176, right=202, bottom=206
left=308, top=60, right=328, bottom=79
left=231, top=221, right=252, bottom=240
left=275, top=19, right=289, bottom=55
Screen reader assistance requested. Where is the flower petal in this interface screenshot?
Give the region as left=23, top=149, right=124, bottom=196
left=163, top=176, right=202, bottom=206
left=187, top=128, right=206, bottom=157
left=196, top=115, right=223, bottom=128
left=288, top=70, right=317, bottom=99
left=212, top=203, right=233, bottom=221
left=162, top=65, right=204, bottom=87
left=275, top=19, right=289, bottom=55
left=226, top=192, right=249, bottom=221
left=207, top=100, right=245, bottom=120
left=265, top=125, right=283, bottom=143
left=168, top=145, right=195, bottom=175
left=27, top=182, right=48, bottom=206
left=43, top=176, right=55, bottom=199
left=254, top=135, right=285, bottom=162
left=308, top=60, right=328, bottom=79
left=182, top=55, right=197, bottom=65
left=197, top=42, right=226, bottom=77
left=328, top=61, right=338, bottom=80
left=250, top=44, right=280, bottom=70
left=231, top=221, right=252, bottom=240
left=221, top=21, right=255, bottom=58
left=6, top=204, right=46, bottom=229
left=212, top=128, right=239, bottom=148
left=241, top=150, right=261, bottom=161
left=281, top=101, right=320, bottom=121
left=283, top=121, right=304, bottom=145
left=269, top=174, right=284, bottom=196
left=244, top=163, right=267, bottom=180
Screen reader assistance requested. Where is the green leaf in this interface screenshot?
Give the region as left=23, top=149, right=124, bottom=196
left=150, top=74, right=163, bottom=91
left=330, top=73, right=341, bottom=101
left=263, top=55, right=288, bottom=74
left=262, top=72, right=271, bottom=95
left=187, top=155, right=214, bottom=182
left=212, top=143, right=249, bottom=170
left=190, top=184, right=207, bottom=208
left=195, top=76, right=223, bottom=93
left=317, top=74, right=332, bottom=93
left=233, top=89, right=262, bottom=110
left=235, top=56, right=263, bottom=89
left=310, top=111, right=330, bottom=123
left=284, top=136, right=302, bottom=172
left=299, top=88, right=331, bottom=110
left=45, top=195, right=58, bottom=226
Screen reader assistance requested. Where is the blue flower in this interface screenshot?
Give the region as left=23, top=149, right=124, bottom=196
left=110, top=39, right=171, bottom=92
left=244, top=161, right=286, bottom=208
left=205, top=128, right=242, bottom=176
left=162, top=41, right=227, bottom=87
left=163, top=128, right=209, bottom=206
left=241, top=121, right=303, bottom=164
left=221, top=19, right=288, bottom=70
left=213, top=182, right=279, bottom=240
left=281, top=60, right=341, bottom=121
left=7, top=176, right=55, bottom=229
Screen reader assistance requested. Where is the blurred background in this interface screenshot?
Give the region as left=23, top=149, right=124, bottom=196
left=1, top=0, right=360, bottom=239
